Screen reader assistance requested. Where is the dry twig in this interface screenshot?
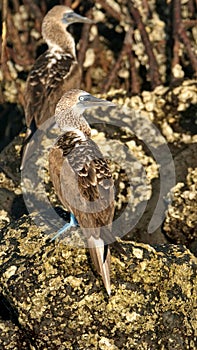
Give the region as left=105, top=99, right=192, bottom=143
left=171, top=0, right=181, bottom=81
left=77, top=9, right=93, bottom=67
left=1, top=0, right=12, bottom=83
left=129, top=48, right=140, bottom=95
left=171, top=0, right=197, bottom=80
left=178, top=24, right=197, bottom=76
left=70, top=0, right=82, bottom=9
left=96, top=0, right=122, bottom=22
left=23, top=0, right=44, bottom=32
left=129, top=1, right=162, bottom=89
left=11, top=0, right=20, bottom=12
left=61, top=0, right=72, bottom=7
left=7, top=10, right=34, bottom=66
left=102, top=29, right=136, bottom=93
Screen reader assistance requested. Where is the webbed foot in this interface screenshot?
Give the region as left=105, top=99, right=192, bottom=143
left=51, top=213, right=78, bottom=241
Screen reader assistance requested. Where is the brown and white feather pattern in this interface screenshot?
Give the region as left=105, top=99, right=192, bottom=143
left=49, top=130, right=115, bottom=294
left=50, top=131, right=114, bottom=232
left=25, top=51, right=80, bottom=129
left=21, top=6, right=93, bottom=169
left=24, top=5, right=93, bottom=130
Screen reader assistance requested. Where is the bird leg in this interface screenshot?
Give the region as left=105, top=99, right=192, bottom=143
left=51, top=212, right=79, bottom=241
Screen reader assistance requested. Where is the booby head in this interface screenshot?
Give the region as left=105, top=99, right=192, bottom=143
left=42, top=5, right=93, bottom=31
left=42, top=6, right=94, bottom=52
left=55, top=89, right=116, bottom=134
left=62, top=10, right=94, bottom=26
left=55, top=89, right=116, bottom=116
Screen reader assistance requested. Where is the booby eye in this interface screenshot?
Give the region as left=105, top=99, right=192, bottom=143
left=65, top=12, right=74, bottom=18
left=79, top=96, right=85, bottom=101
left=62, top=12, right=75, bottom=23
left=63, top=12, right=74, bottom=19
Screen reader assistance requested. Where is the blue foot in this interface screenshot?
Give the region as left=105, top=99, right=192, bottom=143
left=51, top=213, right=79, bottom=241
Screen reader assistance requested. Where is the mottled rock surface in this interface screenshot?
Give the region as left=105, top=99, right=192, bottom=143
left=0, top=216, right=197, bottom=349
left=164, top=168, right=197, bottom=249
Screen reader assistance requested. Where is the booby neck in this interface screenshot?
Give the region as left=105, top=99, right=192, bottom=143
left=54, top=89, right=116, bottom=138
left=42, top=20, right=76, bottom=58
left=55, top=109, right=91, bottom=137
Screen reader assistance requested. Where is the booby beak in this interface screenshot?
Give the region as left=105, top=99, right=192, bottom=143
left=79, top=94, right=116, bottom=109
left=62, top=12, right=95, bottom=25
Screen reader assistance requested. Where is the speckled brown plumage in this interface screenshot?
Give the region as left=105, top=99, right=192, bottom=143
left=51, top=131, right=114, bottom=216
left=49, top=90, right=116, bottom=294
left=25, top=53, right=80, bottom=129
left=21, top=6, right=93, bottom=169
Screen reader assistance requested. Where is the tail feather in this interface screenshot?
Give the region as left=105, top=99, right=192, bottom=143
left=88, top=236, right=111, bottom=295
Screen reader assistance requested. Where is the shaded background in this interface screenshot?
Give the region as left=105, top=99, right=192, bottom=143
left=1, top=0, right=197, bottom=151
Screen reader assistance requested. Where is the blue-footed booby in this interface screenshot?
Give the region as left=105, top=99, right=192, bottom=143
left=21, top=5, right=93, bottom=169
left=49, top=89, right=116, bottom=295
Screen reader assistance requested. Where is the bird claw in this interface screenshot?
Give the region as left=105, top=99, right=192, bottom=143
left=51, top=213, right=78, bottom=241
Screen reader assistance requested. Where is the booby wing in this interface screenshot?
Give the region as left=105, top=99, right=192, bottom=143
left=25, top=51, right=80, bottom=129
left=49, top=130, right=115, bottom=294
left=21, top=52, right=81, bottom=170
left=50, top=132, right=115, bottom=233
